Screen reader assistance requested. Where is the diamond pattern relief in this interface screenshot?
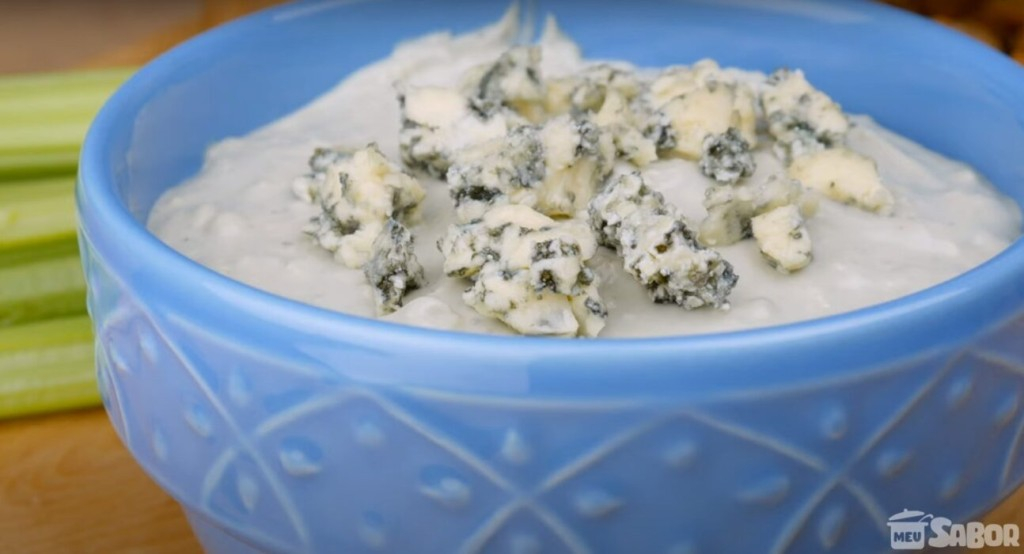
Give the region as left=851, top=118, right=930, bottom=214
left=83, top=237, right=1024, bottom=554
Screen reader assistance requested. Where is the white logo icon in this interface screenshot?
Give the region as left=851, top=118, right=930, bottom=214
left=888, top=509, right=931, bottom=550
left=888, top=509, right=1020, bottom=550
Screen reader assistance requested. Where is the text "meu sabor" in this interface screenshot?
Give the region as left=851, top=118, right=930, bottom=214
left=889, top=509, right=1019, bottom=550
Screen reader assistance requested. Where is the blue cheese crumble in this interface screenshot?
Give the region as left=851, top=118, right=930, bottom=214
left=438, top=204, right=607, bottom=337
left=303, top=143, right=426, bottom=269
left=751, top=204, right=813, bottom=274
left=398, top=86, right=518, bottom=178
left=760, top=68, right=850, bottom=161
left=699, top=175, right=816, bottom=248
left=546, top=65, right=660, bottom=167
left=699, top=128, right=757, bottom=185
left=364, top=219, right=426, bottom=314
left=463, top=46, right=547, bottom=121
left=787, top=147, right=895, bottom=214
left=446, top=114, right=613, bottom=222
left=648, top=59, right=759, bottom=160
left=590, top=172, right=738, bottom=309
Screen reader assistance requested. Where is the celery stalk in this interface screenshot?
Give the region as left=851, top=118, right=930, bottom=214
left=0, top=151, right=80, bottom=180
left=0, top=175, right=77, bottom=249
left=0, top=121, right=93, bottom=153
left=0, top=68, right=133, bottom=418
left=0, top=67, right=133, bottom=98
left=0, top=254, right=86, bottom=326
left=0, top=176, right=79, bottom=256
left=0, top=175, right=76, bottom=201
left=0, top=237, right=78, bottom=268
left=0, top=315, right=98, bottom=419
left=0, top=85, right=123, bottom=121
left=0, top=67, right=134, bottom=180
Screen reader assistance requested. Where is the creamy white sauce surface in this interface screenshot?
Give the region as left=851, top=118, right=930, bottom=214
left=148, top=16, right=1022, bottom=338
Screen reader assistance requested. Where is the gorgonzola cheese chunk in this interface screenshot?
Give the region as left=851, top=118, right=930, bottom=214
left=538, top=63, right=659, bottom=168
left=699, top=175, right=814, bottom=247
left=648, top=59, right=758, bottom=160
left=446, top=126, right=545, bottom=223
left=446, top=115, right=612, bottom=222
left=751, top=204, right=813, bottom=273
left=438, top=204, right=607, bottom=337
left=364, top=219, right=426, bottom=314
left=291, top=147, right=352, bottom=203
left=590, top=172, right=738, bottom=309
left=761, top=68, right=849, bottom=160
left=398, top=86, right=515, bottom=178
left=699, top=128, right=756, bottom=185
left=306, top=144, right=426, bottom=268
left=544, top=64, right=644, bottom=116
left=463, top=46, right=546, bottom=121
left=593, top=90, right=659, bottom=167
left=536, top=114, right=615, bottom=216
left=787, top=147, right=894, bottom=214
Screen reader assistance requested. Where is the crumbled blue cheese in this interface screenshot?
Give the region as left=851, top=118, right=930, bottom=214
left=699, top=175, right=815, bottom=247
left=751, top=204, right=813, bottom=273
left=364, top=219, right=426, bottom=314
left=447, top=114, right=612, bottom=222
left=648, top=60, right=758, bottom=160
left=590, top=171, right=737, bottom=309
left=438, top=204, right=606, bottom=337
left=761, top=68, right=849, bottom=161
left=291, top=147, right=352, bottom=203
left=536, top=114, right=614, bottom=216
left=699, top=128, right=756, bottom=184
left=446, top=125, right=545, bottom=223
left=306, top=143, right=426, bottom=268
left=593, top=90, right=659, bottom=167
left=544, top=64, right=659, bottom=167
left=463, top=46, right=546, bottom=121
left=398, top=86, right=516, bottom=178
left=788, top=147, right=895, bottom=214
left=544, top=64, right=644, bottom=115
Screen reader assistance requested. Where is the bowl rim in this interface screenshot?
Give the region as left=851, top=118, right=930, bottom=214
left=78, top=0, right=1024, bottom=361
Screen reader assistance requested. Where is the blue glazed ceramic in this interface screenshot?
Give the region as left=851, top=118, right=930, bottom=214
left=78, top=0, right=1024, bottom=552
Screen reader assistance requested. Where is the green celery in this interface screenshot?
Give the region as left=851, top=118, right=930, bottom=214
left=0, top=254, right=86, bottom=326
left=0, top=151, right=80, bottom=180
left=0, top=85, right=123, bottom=122
left=0, top=315, right=98, bottom=419
left=0, top=67, right=134, bottom=180
left=0, top=67, right=133, bottom=417
left=0, top=67, right=133, bottom=98
left=0, top=237, right=78, bottom=268
left=0, top=175, right=77, bottom=249
left=0, top=121, right=92, bottom=153
left=0, top=175, right=76, bottom=201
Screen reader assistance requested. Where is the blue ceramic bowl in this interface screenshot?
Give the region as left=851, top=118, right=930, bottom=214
left=78, top=1, right=1024, bottom=552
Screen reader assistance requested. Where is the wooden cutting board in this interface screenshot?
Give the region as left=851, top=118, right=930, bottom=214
left=0, top=1, right=1021, bottom=552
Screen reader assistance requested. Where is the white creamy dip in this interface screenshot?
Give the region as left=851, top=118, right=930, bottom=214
left=148, top=15, right=1022, bottom=338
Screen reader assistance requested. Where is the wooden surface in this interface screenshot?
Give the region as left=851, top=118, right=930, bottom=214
left=0, top=409, right=202, bottom=553
left=1, top=1, right=1022, bottom=553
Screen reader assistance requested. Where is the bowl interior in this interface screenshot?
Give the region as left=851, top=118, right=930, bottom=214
left=94, top=0, right=1024, bottom=219
left=78, top=0, right=1024, bottom=394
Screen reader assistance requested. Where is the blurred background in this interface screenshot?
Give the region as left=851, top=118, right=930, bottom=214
left=0, top=0, right=280, bottom=73
left=0, top=0, right=1021, bottom=74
